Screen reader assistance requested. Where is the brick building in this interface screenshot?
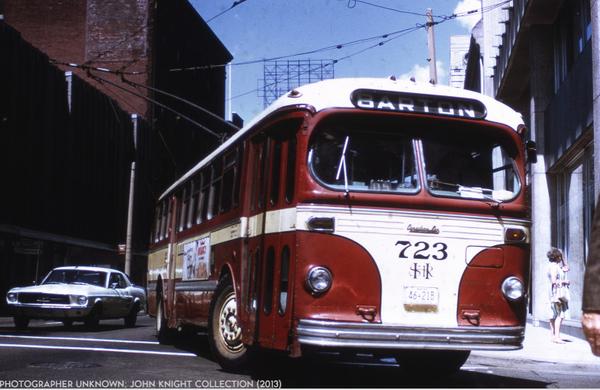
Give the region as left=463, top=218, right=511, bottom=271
left=0, top=0, right=233, bottom=313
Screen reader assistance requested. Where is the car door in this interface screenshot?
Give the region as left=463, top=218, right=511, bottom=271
left=109, top=273, right=132, bottom=317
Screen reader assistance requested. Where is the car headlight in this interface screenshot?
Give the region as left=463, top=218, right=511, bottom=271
left=501, top=277, right=524, bottom=301
left=77, top=296, right=88, bottom=306
left=6, top=292, right=17, bottom=303
left=306, top=266, right=333, bottom=295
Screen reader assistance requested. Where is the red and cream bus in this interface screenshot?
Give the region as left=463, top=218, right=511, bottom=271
left=147, top=78, right=534, bottom=373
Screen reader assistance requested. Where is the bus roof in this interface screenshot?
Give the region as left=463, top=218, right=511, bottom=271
left=160, top=77, right=523, bottom=200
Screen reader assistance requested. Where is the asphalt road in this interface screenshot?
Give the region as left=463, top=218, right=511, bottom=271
left=0, top=315, right=599, bottom=388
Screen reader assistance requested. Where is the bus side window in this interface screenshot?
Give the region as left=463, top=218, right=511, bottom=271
left=159, top=200, right=168, bottom=240
left=232, top=146, right=242, bottom=208
left=269, top=140, right=282, bottom=206
left=178, top=187, right=187, bottom=232
left=278, top=246, right=290, bottom=315
left=285, top=135, right=297, bottom=203
left=165, top=199, right=173, bottom=238
left=200, top=169, right=210, bottom=223
left=152, top=205, right=161, bottom=242
left=209, top=160, right=223, bottom=220
left=263, top=247, right=275, bottom=315
left=188, top=176, right=199, bottom=228
left=221, top=149, right=237, bottom=213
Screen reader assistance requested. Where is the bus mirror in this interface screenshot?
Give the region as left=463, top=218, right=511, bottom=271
left=526, top=141, right=537, bottom=164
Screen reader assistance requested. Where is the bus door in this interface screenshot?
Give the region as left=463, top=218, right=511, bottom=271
left=257, top=124, right=298, bottom=350
left=165, top=196, right=179, bottom=328
left=240, top=134, right=268, bottom=346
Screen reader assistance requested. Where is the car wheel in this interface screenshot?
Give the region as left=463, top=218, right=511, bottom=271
left=84, top=305, right=101, bottom=329
left=124, top=303, right=139, bottom=328
left=395, top=350, right=470, bottom=376
left=208, top=275, right=248, bottom=371
left=156, top=295, right=171, bottom=343
left=13, top=316, right=29, bottom=330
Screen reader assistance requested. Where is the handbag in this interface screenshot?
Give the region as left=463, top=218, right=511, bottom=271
left=558, top=285, right=570, bottom=303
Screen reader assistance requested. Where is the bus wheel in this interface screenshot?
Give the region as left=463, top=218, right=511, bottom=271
left=395, top=350, right=470, bottom=376
left=208, top=276, right=248, bottom=371
left=156, top=295, right=171, bottom=343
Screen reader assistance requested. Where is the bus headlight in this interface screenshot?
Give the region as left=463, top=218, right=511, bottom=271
left=6, top=292, right=17, bottom=303
left=306, top=266, right=333, bottom=295
left=501, top=277, right=524, bottom=301
left=77, top=296, right=88, bottom=306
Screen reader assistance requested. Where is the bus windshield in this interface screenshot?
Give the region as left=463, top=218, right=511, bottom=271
left=309, top=127, right=418, bottom=193
left=422, top=131, right=520, bottom=202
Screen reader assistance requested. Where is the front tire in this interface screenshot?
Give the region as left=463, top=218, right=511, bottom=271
left=84, top=305, right=101, bottom=329
left=124, top=303, right=139, bottom=328
left=14, top=316, right=29, bottom=330
left=395, top=350, right=470, bottom=376
left=208, top=276, right=248, bottom=371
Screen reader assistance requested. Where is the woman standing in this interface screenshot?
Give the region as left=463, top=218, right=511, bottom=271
left=547, top=248, right=570, bottom=343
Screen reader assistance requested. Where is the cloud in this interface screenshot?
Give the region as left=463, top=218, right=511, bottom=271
left=454, top=0, right=482, bottom=31
left=399, top=61, right=447, bottom=84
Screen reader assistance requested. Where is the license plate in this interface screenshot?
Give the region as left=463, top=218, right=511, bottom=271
left=403, top=286, right=438, bottom=312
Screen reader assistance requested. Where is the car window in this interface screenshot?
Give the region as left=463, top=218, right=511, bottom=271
left=109, top=273, right=128, bottom=289
left=43, top=270, right=107, bottom=287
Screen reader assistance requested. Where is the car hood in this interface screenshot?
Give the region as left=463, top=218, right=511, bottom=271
left=9, top=284, right=107, bottom=295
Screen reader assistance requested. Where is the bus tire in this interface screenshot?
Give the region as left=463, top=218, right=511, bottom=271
left=208, top=275, right=248, bottom=371
left=156, top=295, right=171, bottom=343
left=395, top=350, right=470, bottom=376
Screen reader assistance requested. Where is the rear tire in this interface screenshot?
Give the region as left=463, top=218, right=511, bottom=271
left=156, top=295, right=171, bottom=343
left=13, top=316, right=29, bottom=330
left=208, top=275, right=249, bottom=371
left=395, top=350, right=470, bottom=376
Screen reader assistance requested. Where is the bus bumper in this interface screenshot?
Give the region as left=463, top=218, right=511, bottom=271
left=296, top=319, right=524, bottom=351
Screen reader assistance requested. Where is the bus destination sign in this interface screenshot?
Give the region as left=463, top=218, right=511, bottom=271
left=350, top=89, right=487, bottom=119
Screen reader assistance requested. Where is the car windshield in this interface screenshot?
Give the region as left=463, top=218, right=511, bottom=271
left=42, top=270, right=107, bottom=287
left=422, top=129, right=520, bottom=202
left=309, top=126, right=418, bottom=193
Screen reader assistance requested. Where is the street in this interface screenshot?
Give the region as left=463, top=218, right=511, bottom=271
left=0, top=316, right=599, bottom=388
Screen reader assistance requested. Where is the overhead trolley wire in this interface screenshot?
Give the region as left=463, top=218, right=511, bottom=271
left=206, top=0, right=249, bottom=23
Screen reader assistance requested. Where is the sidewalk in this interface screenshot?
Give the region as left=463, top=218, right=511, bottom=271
left=472, top=322, right=600, bottom=365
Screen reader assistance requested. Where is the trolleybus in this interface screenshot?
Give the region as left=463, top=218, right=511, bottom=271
left=147, top=78, right=534, bottom=373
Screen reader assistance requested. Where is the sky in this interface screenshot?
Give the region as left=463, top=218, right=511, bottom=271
left=190, top=0, right=482, bottom=122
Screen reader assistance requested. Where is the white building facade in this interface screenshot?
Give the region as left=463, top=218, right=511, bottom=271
left=463, top=0, right=597, bottom=336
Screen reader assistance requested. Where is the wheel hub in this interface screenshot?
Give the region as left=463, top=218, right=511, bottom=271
left=219, top=293, right=242, bottom=350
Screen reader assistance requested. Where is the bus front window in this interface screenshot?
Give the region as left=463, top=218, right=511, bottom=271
left=309, top=128, right=418, bottom=194
left=422, top=133, right=521, bottom=202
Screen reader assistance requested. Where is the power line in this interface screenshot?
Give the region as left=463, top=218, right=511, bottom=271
left=121, top=77, right=240, bottom=132
left=87, top=71, right=225, bottom=140
left=51, top=60, right=237, bottom=134
left=230, top=24, right=423, bottom=101
left=206, top=0, right=249, bottom=23
left=170, top=24, right=426, bottom=73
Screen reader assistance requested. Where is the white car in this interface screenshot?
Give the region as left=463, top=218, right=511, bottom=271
left=6, top=266, right=146, bottom=329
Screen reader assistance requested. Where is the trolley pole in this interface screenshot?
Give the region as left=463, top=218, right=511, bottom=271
left=426, top=8, right=438, bottom=84
left=125, top=113, right=138, bottom=276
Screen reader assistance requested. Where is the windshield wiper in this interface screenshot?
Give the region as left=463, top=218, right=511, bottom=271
left=335, top=136, right=350, bottom=194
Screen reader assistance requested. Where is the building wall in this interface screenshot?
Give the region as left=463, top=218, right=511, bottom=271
left=464, top=0, right=596, bottom=336
left=3, top=0, right=151, bottom=116
left=449, top=35, right=470, bottom=89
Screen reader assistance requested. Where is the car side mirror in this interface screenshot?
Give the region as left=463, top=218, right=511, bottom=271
left=526, top=140, right=537, bottom=164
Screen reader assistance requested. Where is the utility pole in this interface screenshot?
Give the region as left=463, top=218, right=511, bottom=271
left=426, top=8, right=438, bottom=84
left=125, top=113, right=138, bottom=276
